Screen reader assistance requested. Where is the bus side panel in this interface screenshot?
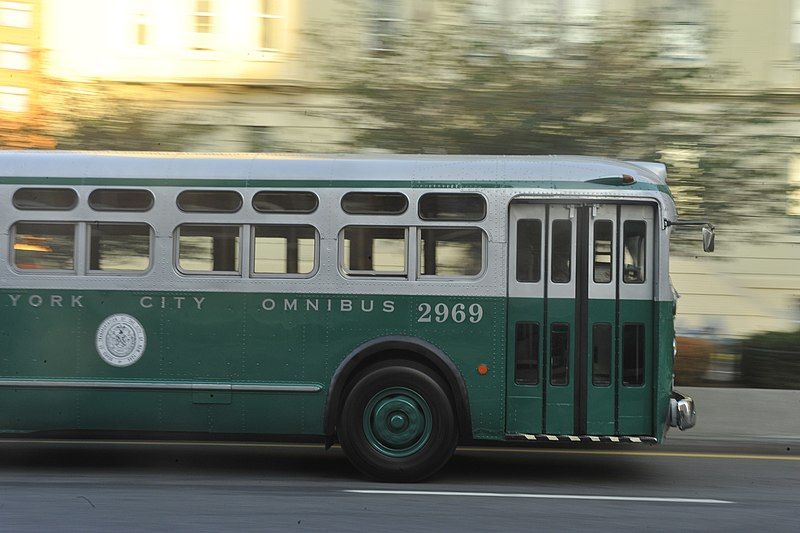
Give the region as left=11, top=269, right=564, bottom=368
left=505, top=297, right=543, bottom=436
left=655, top=300, right=675, bottom=441
left=617, top=298, right=654, bottom=435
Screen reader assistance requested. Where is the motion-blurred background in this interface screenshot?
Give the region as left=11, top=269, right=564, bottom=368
left=1, top=0, right=799, bottom=390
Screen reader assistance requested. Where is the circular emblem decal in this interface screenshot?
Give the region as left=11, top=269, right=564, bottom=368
left=95, top=314, right=146, bottom=367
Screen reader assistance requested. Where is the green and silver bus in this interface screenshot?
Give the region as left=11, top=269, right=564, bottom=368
left=0, top=152, right=704, bottom=481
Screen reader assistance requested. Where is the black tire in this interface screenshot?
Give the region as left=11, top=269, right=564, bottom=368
left=338, top=360, right=458, bottom=482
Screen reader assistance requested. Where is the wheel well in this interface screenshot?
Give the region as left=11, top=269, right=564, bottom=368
left=323, top=337, right=472, bottom=444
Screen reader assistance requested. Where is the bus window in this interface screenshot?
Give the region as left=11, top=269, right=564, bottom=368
left=418, top=193, right=486, bottom=221
left=623, top=221, right=646, bottom=283
left=342, top=226, right=406, bottom=276
left=516, top=219, right=541, bottom=283
left=551, top=220, right=571, bottom=283
left=550, top=323, right=570, bottom=386
left=419, top=227, right=482, bottom=277
left=253, top=191, right=318, bottom=214
left=13, top=222, right=75, bottom=270
left=177, top=224, right=240, bottom=273
left=623, top=323, right=645, bottom=386
left=515, top=322, right=540, bottom=385
left=342, top=192, right=408, bottom=215
left=593, top=220, right=613, bottom=283
left=592, top=323, right=612, bottom=386
left=253, top=225, right=317, bottom=275
left=13, top=188, right=77, bottom=211
left=89, top=223, right=151, bottom=272
left=177, top=190, right=242, bottom=213
left=89, top=189, right=154, bottom=212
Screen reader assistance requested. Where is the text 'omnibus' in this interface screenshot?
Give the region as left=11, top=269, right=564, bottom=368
left=0, top=152, right=704, bottom=481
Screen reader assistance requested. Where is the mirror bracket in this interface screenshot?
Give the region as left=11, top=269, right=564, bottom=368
left=664, top=219, right=716, bottom=253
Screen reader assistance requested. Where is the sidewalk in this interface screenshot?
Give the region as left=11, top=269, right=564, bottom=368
left=669, top=386, right=800, bottom=441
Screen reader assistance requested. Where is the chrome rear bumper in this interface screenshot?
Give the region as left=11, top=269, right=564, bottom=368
left=669, top=391, right=696, bottom=430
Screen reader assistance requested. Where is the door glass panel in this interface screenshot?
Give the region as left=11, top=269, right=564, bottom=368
left=514, top=322, right=539, bottom=385
left=623, top=221, right=646, bottom=283
left=623, top=323, right=645, bottom=386
left=551, top=219, right=571, bottom=283
left=516, top=219, right=541, bottom=282
left=593, top=220, right=613, bottom=283
left=592, top=323, right=612, bottom=386
left=550, top=323, right=569, bottom=386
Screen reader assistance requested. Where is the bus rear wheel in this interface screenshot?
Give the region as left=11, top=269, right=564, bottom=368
left=338, top=362, right=457, bottom=482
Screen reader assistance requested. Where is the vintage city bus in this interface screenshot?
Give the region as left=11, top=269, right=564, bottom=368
left=0, top=152, right=704, bottom=481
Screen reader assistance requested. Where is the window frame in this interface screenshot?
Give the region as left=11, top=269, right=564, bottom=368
left=250, top=223, right=319, bottom=279
left=338, top=225, right=409, bottom=278
left=13, top=187, right=79, bottom=211
left=174, top=223, right=243, bottom=276
left=86, top=222, right=154, bottom=276
left=341, top=191, right=409, bottom=216
left=418, top=192, right=487, bottom=222
left=10, top=221, right=78, bottom=274
left=88, top=188, right=155, bottom=212
left=176, top=189, right=243, bottom=214
left=252, top=190, right=319, bottom=214
left=416, top=226, right=486, bottom=280
left=255, top=0, right=285, bottom=52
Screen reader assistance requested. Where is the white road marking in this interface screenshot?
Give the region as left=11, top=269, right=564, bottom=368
left=344, top=489, right=733, bottom=504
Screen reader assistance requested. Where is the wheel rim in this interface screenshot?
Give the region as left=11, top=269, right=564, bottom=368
left=362, top=387, right=432, bottom=458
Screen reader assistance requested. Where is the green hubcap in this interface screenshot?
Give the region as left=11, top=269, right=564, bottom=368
left=363, top=387, right=432, bottom=458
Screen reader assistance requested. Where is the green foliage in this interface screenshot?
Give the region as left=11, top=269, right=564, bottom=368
left=50, top=85, right=208, bottom=152
left=324, top=8, right=796, bottom=227
left=740, top=330, right=800, bottom=389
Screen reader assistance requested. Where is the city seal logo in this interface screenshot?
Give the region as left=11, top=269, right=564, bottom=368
left=95, top=314, right=146, bottom=367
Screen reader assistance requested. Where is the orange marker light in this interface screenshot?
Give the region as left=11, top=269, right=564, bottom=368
left=477, top=364, right=489, bottom=375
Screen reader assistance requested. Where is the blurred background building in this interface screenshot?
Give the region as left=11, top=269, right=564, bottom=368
left=2, top=1, right=800, bottom=357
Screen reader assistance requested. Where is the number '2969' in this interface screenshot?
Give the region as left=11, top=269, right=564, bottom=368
left=417, top=303, right=483, bottom=324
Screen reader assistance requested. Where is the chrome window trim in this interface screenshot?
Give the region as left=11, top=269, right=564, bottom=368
left=174, top=222, right=243, bottom=276
left=88, top=188, right=155, bottom=212
left=338, top=225, right=409, bottom=278
left=249, top=223, right=320, bottom=279
left=85, top=221, right=155, bottom=276
left=416, top=226, right=487, bottom=281
left=12, top=187, right=79, bottom=211
left=9, top=220, right=78, bottom=274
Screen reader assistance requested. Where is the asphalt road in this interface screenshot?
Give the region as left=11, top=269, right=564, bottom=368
left=0, top=438, right=797, bottom=532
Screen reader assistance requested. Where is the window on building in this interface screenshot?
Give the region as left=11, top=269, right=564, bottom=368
left=256, top=0, right=284, bottom=51
left=177, top=190, right=242, bottom=213
left=419, top=227, right=483, bottom=277
left=0, top=43, right=30, bottom=70
left=89, top=223, right=151, bottom=272
left=177, top=224, right=240, bottom=273
left=191, top=0, right=215, bottom=50
left=0, top=86, right=28, bottom=113
left=418, top=193, right=486, bottom=221
left=0, top=1, right=32, bottom=28
left=13, top=222, right=75, bottom=271
left=341, top=226, right=406, bottom=276
left=369, top=0, right=402, bottom=52
left=342, top=192, right=408, bottom=215
left=658, top=0, right=707, bottom=62
left=253, top=191, right=318, bottom=213
left=135, top=11, right=149, bottom=46
left=89, top=189, right=154, bottom=211
left=252, top=225, right=316, bottom=275
left=13, top=188, right=78, bottom=210
left=793, top=0, right=800, bottom=54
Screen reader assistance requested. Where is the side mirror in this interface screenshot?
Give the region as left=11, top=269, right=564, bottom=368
left=702, top=224, right=715, bottom=253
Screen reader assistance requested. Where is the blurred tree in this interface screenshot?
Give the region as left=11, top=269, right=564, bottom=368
left=49, top=85, right=208, bottom=152
left=324, top=4, right=796, bottom=229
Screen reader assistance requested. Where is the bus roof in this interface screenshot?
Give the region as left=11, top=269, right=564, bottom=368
left=0, top=151, right=667, bottom=188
